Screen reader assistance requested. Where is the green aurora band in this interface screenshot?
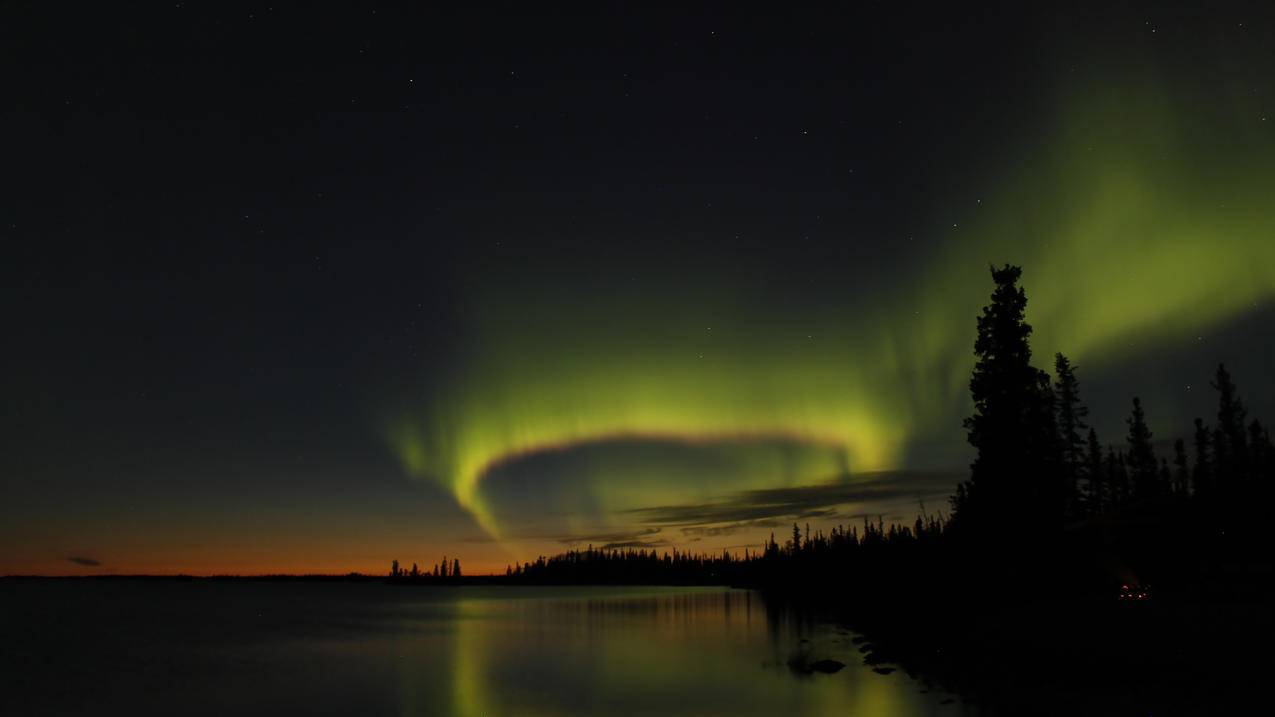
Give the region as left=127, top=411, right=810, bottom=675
left=387, top=75, right=1275, bottom=543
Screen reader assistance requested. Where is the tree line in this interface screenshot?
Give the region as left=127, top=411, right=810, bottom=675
left=388, top=555, right=462, bottom=582
left=950, top=265, right=1273, bottom=540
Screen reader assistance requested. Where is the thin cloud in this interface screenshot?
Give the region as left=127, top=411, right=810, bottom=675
left=462, top=527, right=667, bottom=546
left=680, top=519, right=785, bottom=537
left=599, top=538, right=671, bottom=550
left=66, top=556, right=101, bottom=567
left=558, top=527, right=663, bottom=546
left=625, top=470, right=961, bottom=528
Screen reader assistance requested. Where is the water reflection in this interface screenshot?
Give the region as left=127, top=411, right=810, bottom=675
left=389, top=586, right=969, bottom=716
left=0, top=582, right=974, bottom=716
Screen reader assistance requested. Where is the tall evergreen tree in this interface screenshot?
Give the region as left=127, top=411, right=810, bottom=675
left=1106, top=449, right=1129, bottom=507
left=1085, top=427, right=1104, bottom=512
left=1125, top=397, right=1158, bottom=501
left=1249, top=420, right=1274, bottom=493
left=1192, top=418, right=1212, bottom=498
left=956, top=265, right=1061, bottom=534
left=1212, top=364, right=1248, bottom=486
left=1212, top=426, right=1229, bottom=495
left=1054, top=353, right=1089, bottom=517
left=1172, top=439, right=1190, bottom=497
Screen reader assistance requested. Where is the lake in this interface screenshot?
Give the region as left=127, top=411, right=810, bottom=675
left=1, top=581, right=977, bottom=716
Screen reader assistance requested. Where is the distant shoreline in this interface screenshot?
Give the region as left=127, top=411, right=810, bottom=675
left=0, top=574, right=734, bottom=585
left=2, top=574, right=442, bottom=581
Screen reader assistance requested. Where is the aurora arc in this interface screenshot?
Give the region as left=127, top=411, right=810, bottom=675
left=387, top=78, right=1275, bottom=543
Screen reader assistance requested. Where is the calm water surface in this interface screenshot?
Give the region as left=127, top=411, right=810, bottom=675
left=1, top=581, right=977, bottom=716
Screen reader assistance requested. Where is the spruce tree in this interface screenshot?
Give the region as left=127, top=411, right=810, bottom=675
left=1106, top=449, right=1129, bottom=507
left=1192, top=418, right=1212, bottom=498
left=1248, top=420, right=1266, bottom=472
left=1173, top=439, right=1190, bottom=497
left=1249, top=420, right=1274, bottom=494
left=1212, top=364, right=1248, bottom=485
left=1125, top=398, right=1158, bottom=501
left=1212, top=426, right=1229, bottom=495
left=1054, top=353, right=1088, bottom=517
left=1085, top=427, right=1104, bottom=512
left=958, top=265, right=1061, bottom=534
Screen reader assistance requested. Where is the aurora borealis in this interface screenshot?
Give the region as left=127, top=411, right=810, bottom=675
left=385, top=31, right=1275, bottom=553
left=3, top=3, right=1274, bottom=575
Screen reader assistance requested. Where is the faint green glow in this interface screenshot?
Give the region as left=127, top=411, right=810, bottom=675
left=451, top=599, right=498, bottom=717
left=387, top=73, right=1275, bottom=540
left=429, top=589, right=932, bottom=715
left=921, top=81, right=1275, bottom=368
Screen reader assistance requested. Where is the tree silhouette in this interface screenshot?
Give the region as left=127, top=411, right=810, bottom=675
left=1212, top=364, right=1248, bottom=486
left=955, top=264, right=1061, bottom=534
left=1054, top=353, right=1088, bottom=516
left=1105, top=448, right=1128, bottom=507
left=1125, top=397, right=1157, bottom=501
left=1192, top=417, right=1212, bottom=498
left=1084, top=427, right=1104, bottom=512
left=1172, top=439, right=1190, bottom=497
left=1250, top=420, right=1274, bottom=489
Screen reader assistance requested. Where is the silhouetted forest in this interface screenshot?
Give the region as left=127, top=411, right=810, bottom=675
left=493, top=514, right=948, bottom=587
left=386, top=555, right=466, bottom=584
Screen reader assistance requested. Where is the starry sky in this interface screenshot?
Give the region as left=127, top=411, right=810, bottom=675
left=3, top=2, right=1274, bottom=575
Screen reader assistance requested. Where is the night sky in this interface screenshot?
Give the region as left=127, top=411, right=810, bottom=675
left=4, top=2, right=1274, bottom=575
